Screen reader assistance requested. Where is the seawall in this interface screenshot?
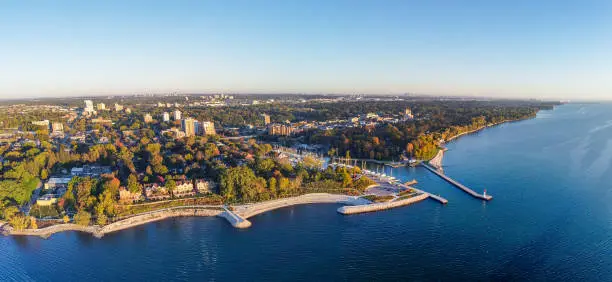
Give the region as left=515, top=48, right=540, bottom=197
left=337, top=193, right=429, bottom=214
left=101, top=208, right=222, bottom=236
left=7, top=208, right=222, bottom=239
left=234, top=193, right=370, bottom=219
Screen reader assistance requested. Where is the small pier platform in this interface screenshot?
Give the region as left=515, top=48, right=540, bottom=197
left=399, top=184, right=448, bottom=204
left=421, top=163, right=492, bottom=201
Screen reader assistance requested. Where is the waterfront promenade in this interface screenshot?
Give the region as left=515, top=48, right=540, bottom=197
left=421, top=163, right=492, bottom=201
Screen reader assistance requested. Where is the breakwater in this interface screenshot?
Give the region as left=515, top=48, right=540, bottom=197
left=421, top=163, right=492, bottom=200
left=234, top=193, right=370, bottom=219
left=337, top=193, right=429, bottom=214
left=219, top=207, right=251, bottom=228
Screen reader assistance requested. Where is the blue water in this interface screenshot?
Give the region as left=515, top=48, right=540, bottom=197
left=2, top=104, right=612, bottom=281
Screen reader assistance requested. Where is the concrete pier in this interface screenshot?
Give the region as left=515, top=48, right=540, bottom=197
left=220, top=207, right=252, bottom=228
left=421, top=163, right=492, bottom=201
left=337, top=193, right=429, bottom=214
left=407, top=186, right=449, bottom=204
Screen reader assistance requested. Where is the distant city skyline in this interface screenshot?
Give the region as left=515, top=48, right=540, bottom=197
left=1, top=1, right=611, bottom=100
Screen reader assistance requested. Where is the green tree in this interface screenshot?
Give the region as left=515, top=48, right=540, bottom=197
left=268, top=177, right=278, bottom=196
left=166, top=180, right=176, bottom=198
left=341, top=170, right=353, bottom=188
left=2, top=206, right=19, bottom=220
left=127, top=174, right=141, bottom=193
left=255, top=158, right=275, bottom=176
left=9, top=214, right=30, bottom=231
left=278, top=177, right=290, bottom=195
left=40, top=169, right=49, bottom=180
left=74, top=210, right=91, bottom=226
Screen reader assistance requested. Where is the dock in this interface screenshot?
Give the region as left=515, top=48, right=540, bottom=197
left=421, top=163, right=492, bottom=201
left=398, top=184, right=448, bottom=204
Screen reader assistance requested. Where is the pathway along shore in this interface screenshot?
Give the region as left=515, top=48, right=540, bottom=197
left=2, top=192, right=431, bottom=239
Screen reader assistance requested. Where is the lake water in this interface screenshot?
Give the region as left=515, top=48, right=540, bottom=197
left=2, top=103, right=612, bottom=281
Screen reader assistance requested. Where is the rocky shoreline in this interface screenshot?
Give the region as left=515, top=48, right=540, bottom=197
left=5, top=208, right=222, bottom=239
left=2, top=193, right=430, bottom=239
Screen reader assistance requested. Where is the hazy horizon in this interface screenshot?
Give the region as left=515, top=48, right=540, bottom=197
left=1, top=1, right=611, bottom=100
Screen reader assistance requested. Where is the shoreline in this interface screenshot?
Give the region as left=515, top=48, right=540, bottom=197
left=4, top=207, right=223, bottom=239
left=2, top=193, right=429, bottom=238
left=3, top=193, right=419, bottom=239
left=444, top=117, right=533, bottom=143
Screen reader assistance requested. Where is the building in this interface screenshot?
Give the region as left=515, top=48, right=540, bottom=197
left=84, top=100, right=94, bottom=112
left=51, top=122, right=64, bottom=132
left=182, top=118, right=196, bottom=137
left=196, top=179, right=214, bottom=194
left=404, top=108, right=414, bottom=119
left=44, top=177, right=71, bottom=191
left=144, top=184, right=170, bottom=201
left=36, top=194, right=59, bottom=206
left=114, top=103, right=124, bottom=111
left=97, top=103, right=106, bottom=110
left=31, top=120, right=50, bottom=127
left=262, top=114, right=271, bottom=125
left=267, top=123, right=295, bottom=136
left=119, top=187, right=142, bottom=204
left=162, top=112, right=170, bottom=122
left=144, top=113, right=153, bottom=123
left=173, top=181, right=195, bottom=197
left=173, top=110, right=182, bottom=120
left=91, top=118, right=112, bottom=124
left=71, top=165, right=112, bottom=177
left=200, top=121, right=216, bottom=135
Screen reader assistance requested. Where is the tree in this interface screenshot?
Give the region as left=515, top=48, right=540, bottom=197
left=29, top=217, right=38, bottom=229
left=166, top=180, right=176, bottom=198
left=9, top=214, right=30, bottom=231
left=127, top=174, right=141, bottom=193
left=40, top=169, right=49, bottom=180
left=74, top=177, right=96, bottom=211
left=74, top=210, right=91, bottom=226
left=219, top=166, right=260, bottom=202
left=268, top=177, right=278, bottom=196
left=341, top=170, right=353, bottom=188
left=353, top=176, right=376, bottom=192
left=278, top=177, right=290, bottom=195
left=96, top=212, right=108, bottom=226
left=203, top=143, right=220, bottom=160
left=406, top=143, right=414, bottom=158
left=255, top=158, right=275, bottom=176
left=302, top=156, right=322, bottom=170
left=2, top=206, right=19, bottom=220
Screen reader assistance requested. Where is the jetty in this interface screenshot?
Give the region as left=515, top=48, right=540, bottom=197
left=337, top=193, right=429, bottom=214
left=421, top=162, right=492, bottom=201
left=220, top=206, right=252, bottom=228
left=402, top=185, right=449, bottom=204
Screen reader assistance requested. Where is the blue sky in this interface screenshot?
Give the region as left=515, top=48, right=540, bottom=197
left=1, top=0, right=611, bottom=99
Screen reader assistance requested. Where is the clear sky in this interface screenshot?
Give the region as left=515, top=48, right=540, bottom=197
left=1, top=0, right=611, bottom=100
